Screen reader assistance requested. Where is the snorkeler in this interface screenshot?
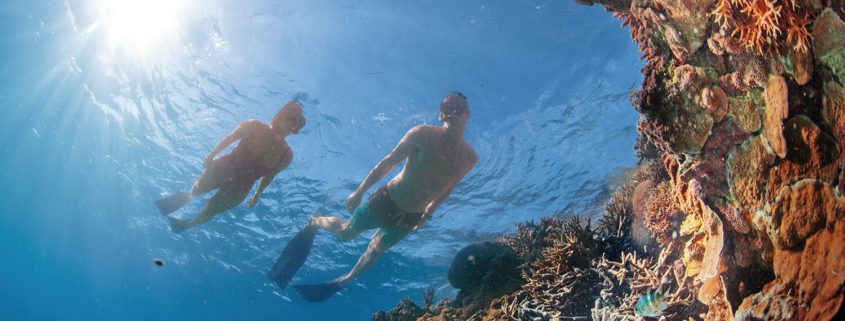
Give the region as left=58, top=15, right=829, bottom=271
left=155, top=100, right=306, bottom=233
left=268, top=92, right=477, bottom=302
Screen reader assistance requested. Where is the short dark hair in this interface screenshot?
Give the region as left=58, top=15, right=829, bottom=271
left=440, top=92, right=469, bottom=117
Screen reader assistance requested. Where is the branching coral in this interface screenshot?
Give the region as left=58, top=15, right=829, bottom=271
left=499, top=216, right=604, bottom=320
left=592, top=248, right=702, bottom=320
left=599, top=183, right=637, bottom=256
left=712, top=0, right=814, bottom=55
left=498, top=216, right=564, bottom=262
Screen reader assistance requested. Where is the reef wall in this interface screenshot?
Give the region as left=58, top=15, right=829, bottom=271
left=375, top=1, right=845, bottom=320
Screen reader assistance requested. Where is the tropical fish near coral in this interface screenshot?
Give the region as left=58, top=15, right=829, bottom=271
left=634, top=290, right=667, bottom=318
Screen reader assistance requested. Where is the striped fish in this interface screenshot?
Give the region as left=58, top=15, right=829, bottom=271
left=634, top=290, right=668, bottom=317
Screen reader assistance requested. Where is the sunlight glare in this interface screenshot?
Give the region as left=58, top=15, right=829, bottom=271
left=97, top=0, right=189, bottom=52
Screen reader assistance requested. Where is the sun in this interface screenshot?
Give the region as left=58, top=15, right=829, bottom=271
left=97, top=0, right=190, bottom=52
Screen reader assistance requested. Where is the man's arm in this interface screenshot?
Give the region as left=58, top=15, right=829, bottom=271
left=247, top=149, right=293, bottom=207
left=204, top=120, right=259, bottom=167
left=345, top=126, right=425, bottom=213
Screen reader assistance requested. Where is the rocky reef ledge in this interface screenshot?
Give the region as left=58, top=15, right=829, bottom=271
left=376, top=1, right=845, bottom=320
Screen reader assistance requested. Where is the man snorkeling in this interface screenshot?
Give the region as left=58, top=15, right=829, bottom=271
left=156, top=100, right=306, bottom=233
left=268, top=92, right=477, bottom=302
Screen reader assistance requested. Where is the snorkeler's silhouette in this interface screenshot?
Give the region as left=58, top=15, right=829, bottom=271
left=269, top=92, right=477, bottom=302
left=156, top=101, right=306, bottom=233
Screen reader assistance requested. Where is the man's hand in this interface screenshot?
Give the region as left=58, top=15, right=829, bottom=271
left=247, top=196, right=259, bottom=207
left=345, top=191, right=363, bottom=213
left=203, top=154, right=215, bottom=168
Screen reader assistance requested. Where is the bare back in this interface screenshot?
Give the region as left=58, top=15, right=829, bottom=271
left=236, top=120, right=292, bottom=172
left=386, top=126, right=476, bottom=213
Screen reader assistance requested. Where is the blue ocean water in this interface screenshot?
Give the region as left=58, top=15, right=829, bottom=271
left=0, top=1, right=641, bottom=320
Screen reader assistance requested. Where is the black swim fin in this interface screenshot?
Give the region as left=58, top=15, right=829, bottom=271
left=168, top=217, right=191, bottom=234
left=293, top=281, right=344, bottom=302
left=267, top=224, right=318, bottom=289
left=156, top=192, right=191, bottom=215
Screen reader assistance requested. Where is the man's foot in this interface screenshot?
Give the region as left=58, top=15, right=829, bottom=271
left=168, top=217, right=191, bottom=234
left=307, top=214, right=322, bottom=227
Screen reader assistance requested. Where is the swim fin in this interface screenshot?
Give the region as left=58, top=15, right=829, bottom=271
left=156, top=192, right=191, bottom=215
left=168, top=217, right=191, bottom=234
left=293, top=281, right=344, bottom=302
left=267, top=224, right=318, bottom=289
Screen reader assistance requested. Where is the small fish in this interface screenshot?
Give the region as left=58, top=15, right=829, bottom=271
left=153, top=258, right=164, bottom=267
left=634, top=290, right=668, bottom=318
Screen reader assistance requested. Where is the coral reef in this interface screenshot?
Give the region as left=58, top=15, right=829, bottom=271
left=376, top=1, right=845, bottom=320
left=738, top=179, right=845, bottom=321
left=643, top=181, right=683, bottom=246
left=373, top=300, right=426, bottom=321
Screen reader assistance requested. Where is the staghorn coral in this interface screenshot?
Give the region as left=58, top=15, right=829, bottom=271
left=508, top=216, right=602, bottom=319
left=712, top=0, right=814, bottom=55
left=498, top=216, right=563, bottom=262
left=599, top=183, right=638, bottom=255
left=592, top=248, right=703, bottom=320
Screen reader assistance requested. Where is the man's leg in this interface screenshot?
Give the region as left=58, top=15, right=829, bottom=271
left=310, top=201, right=379, bottom=241
left=191, top=168, right=219, bottom=196
left=335, top=230, right=390, bottom=286
left=170, top=190, right=247, bottom=233
left=293, top=228, right=408, bottom=302
left=157, top=168, right=220, bottom=216
left=309, top=215, right=363, bottom=241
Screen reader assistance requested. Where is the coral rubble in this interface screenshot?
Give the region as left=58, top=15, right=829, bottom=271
left=376, top=1, right=845, bottom=320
